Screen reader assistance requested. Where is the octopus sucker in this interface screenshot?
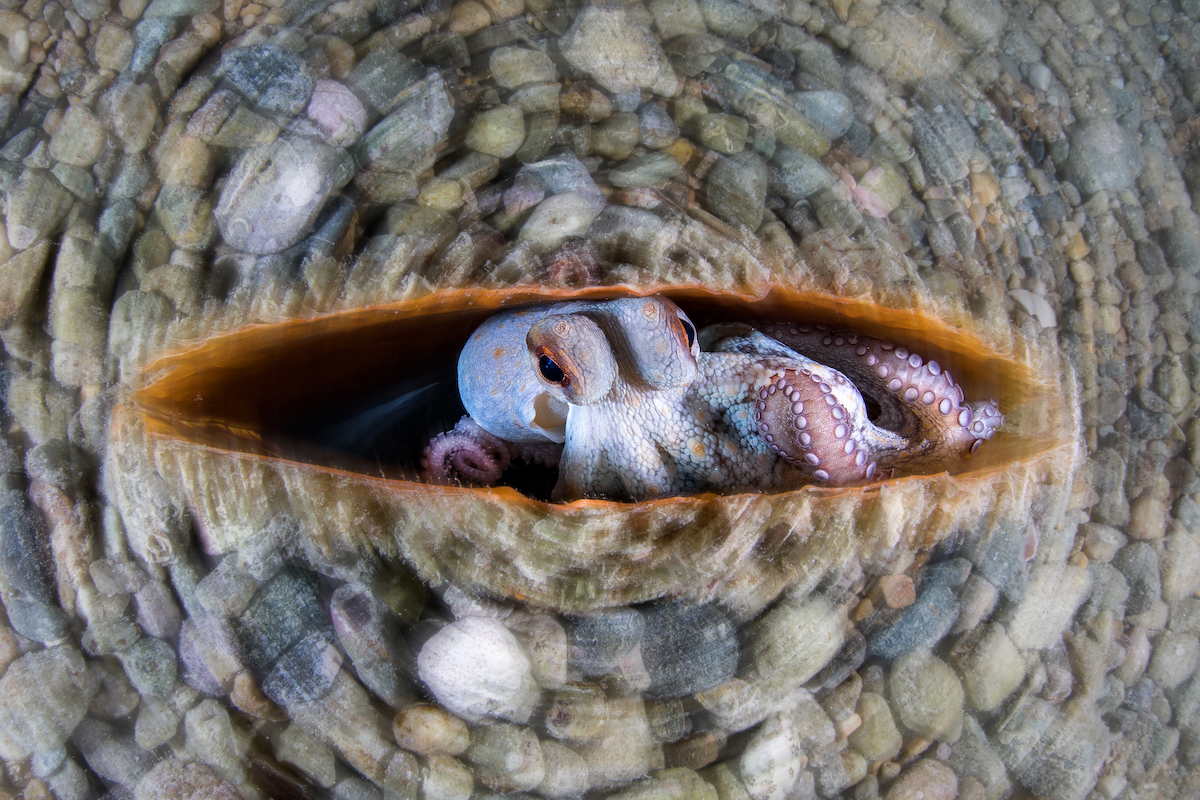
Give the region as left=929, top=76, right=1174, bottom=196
left=120, top=279, right=1077, bottom=613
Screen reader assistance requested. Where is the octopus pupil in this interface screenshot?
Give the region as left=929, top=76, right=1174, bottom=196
left=680, top=318, right=696, bottom=348
left=539, top=354, right=566, bottom=384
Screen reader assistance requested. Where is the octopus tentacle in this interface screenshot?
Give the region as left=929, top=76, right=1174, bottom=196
left=754, top=367, right=884, bottom=483
left=757, top=323, right=1003, bottom=474
left=422, top=416, right=512, bottom=484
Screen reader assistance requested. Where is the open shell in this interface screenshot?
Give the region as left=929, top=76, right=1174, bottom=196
left=112, top=273, right=1080, bottom=618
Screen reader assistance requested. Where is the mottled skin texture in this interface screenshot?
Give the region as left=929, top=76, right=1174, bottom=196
left=440, top=297, right=1002, bottom=501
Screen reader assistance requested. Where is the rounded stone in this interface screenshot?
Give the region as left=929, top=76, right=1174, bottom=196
left=640, top=602, right=738, bottom=698
left=886, top=758, right=958, bottom=800
left=950, top=624, right=1025, bottom=711
left=888, top=649, right=964, bottom=741
left=1066, top=118, right=1145, bottom=195
left=417, top=616, right=539, bottom=724
left=849, top=691, right=902, bottom=762
left=393, top=704, right=471, bottom=756
left=1147, top=632, right=1200, bottom=689
left=465, top=105, right=526, bottom=158
left=0, top=647, right=93, bottom=760
left=517, top=192, right=600, bottom=252
left=490, top=47, right=556, bottom=90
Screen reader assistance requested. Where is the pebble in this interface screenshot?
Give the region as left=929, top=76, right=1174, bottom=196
left=48, top=105, right=107, bottom=167
left=1112, top=541, right=1162, bottom=616
left=504, top=610, right=568, bottom=690
left=134, top=580, right=183, bottom=639
left=698, top=113, right=749, bottom=154
left=0, top=647, right=93, bottom=760
left=1147, top=632, right=1200, bottom=689
left=769, top=146, right=835, bottom=201
left=1081, top=523, right=1128, bottom=562
left=699, top=0, right=761, bottom=38
left=649, top=0, right=707, bottom=38
left=849, top=691, right=902, bottom=762
left=237, top=569, right=333, bottom=675
left=215, top=135, right=355, bottom=254
left=417, top=616, right=539, bottom=723
left=1005, top=563, right=1092, bottom=650
left=5, top=169, right=73, bottom=250
left=306, top=80, right=367, bottom=147
left=950, top=623, right=1025, bottom=711
left=392, top=704, right=470, bottom=756
left=707, top=152, right=768, bottom=229
left=465, top=721, right=545, bottom=792
left=120, top=635, right=178, bottom=697
left=743, top=594, right=844, bottom=712
left=330, top=582, right=415, bottom=707
left=263, top=632, right=344, bottom=706
left=797, top=91, right=854, bottom=140
left=1066, top=117, right=1145, bottom=195
left=886, top=758, right=958, bottom=800
left=466, top=105, right=526, bottom=158
left=740, top=711, right=803, bottom=800
left=278, top=723, right=337, bottom=788
left=221, top=44, right=314, bottom=115
left=576, top=695, right=655, bottom=788
left=195, top=558, right=259, bottom=617
left=133, top=758, right=242, bottom=800
left=73, top=718, right=157, bottom=787
left=490, top=46, right=556, bottom=90
left=609, top=152, right=684, bottom=188
left=518, top=191, right=601, bottom=252
left=545, top=681, right=607, bottom=741
left=1163, top=531, right=1200, bottom=603
left=639, top=102, right=681, bottom=148
left=639, top=601, right=738, bottom=698
left=888, top=649, right=964, bottom=741
left=559, top=2, right=676, bottom=95
left=180, top=614, right=243, bottom=695
left=867, top=564, right=963, bottom=659
left=537, top=739, right=590, bottom=797
left=357, top=72, right=454, bottom=173
left=184, top=699, right=245, bottom=785
left=878, top=574, right=916, bottom=608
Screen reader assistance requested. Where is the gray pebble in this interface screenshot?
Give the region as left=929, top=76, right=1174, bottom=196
left=797, top=91, right=854, bottom=140
left=640, top=601, right=738, bottom=698
left=263, top=632, right=344, bottom=706
left=1113, top=541, right=1163, bottom=615
left=568, top=607, right=645, bottom=676
left=330, top=582, right=415, bottom=707
left=1065, top=117, right=1145, bottom=195
left=73, top=718, right=157, bottom=788
left=222, top=44, right=314, bottom=115
left=707, top=152, right=768, bottom=229
left=0, top=647, right=94, bottom=760
left=237, top=569, right=333, bottom=675
left=215, top=135, right=355, bottom=254
left=120, top=635, right=178, bottom=697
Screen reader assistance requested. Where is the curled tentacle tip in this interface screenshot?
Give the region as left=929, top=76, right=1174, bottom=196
left=423, top=416, right=511, bottom=485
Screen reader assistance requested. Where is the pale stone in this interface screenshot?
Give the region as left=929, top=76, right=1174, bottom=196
left=417, top=617, right=539, bottom=724
left=888, top=650, right=964, bottom=741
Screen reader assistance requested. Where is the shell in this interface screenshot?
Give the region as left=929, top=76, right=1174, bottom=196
left=112, top=238, right=1080, bottom=617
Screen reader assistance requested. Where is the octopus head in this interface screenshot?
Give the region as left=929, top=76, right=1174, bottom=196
left=458, top=297, right=700, bottom=446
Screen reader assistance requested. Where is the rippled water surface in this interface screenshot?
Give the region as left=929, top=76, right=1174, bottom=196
left=0, top=0, right=1198, bottom=797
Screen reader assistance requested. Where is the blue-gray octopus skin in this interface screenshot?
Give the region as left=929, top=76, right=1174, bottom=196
left=426, top=296, right=1002, bottom=501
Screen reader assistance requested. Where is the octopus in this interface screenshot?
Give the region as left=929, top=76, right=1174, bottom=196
left=424, top=296, right=1003, bottom=501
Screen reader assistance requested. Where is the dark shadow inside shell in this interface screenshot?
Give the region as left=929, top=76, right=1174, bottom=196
left=133, top=283, right=1059, bottom=500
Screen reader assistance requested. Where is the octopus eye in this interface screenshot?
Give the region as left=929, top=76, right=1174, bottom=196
left=680, top=317, right=697, bottom=349
left=538, top=352, right=569, bottom=387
